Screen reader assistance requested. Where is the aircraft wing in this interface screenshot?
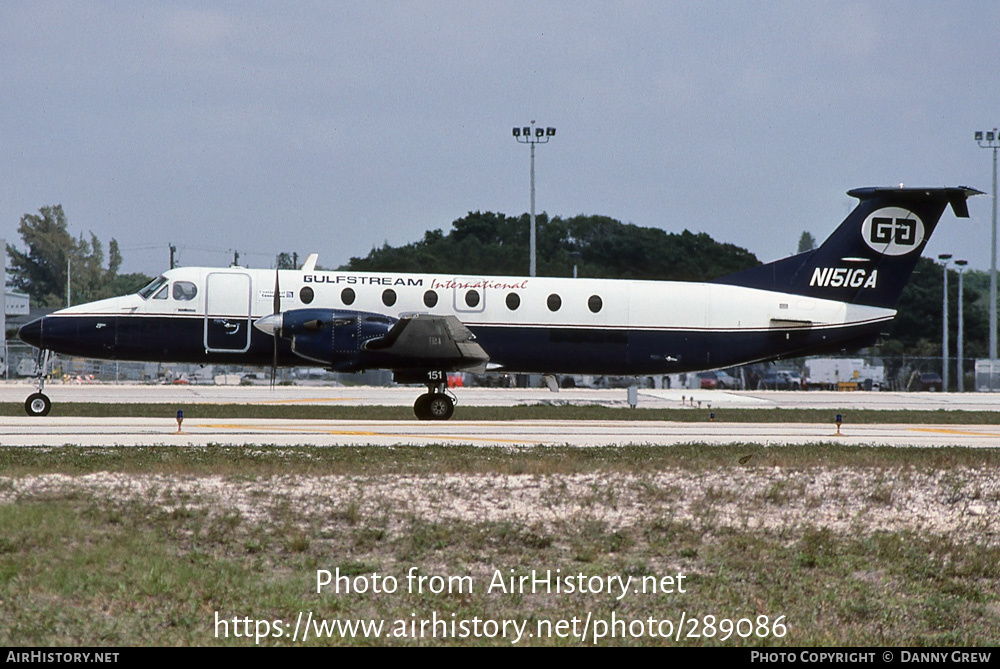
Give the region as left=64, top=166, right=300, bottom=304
left=364, top=313, right=490, bottom=372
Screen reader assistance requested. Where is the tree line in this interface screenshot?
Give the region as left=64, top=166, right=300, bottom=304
left=343, top=210, right=760, bottom=281
left=6, top=205, right=150, bottom=308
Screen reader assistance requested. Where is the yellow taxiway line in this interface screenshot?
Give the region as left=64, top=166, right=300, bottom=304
left=201, top=423, right=541, bottom=444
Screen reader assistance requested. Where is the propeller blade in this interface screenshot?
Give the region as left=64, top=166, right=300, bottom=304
left=271, top=264, right=281, bottom=388
left=272, top=338, right=278, bottom=388
left=273, top=265, right=281, bottom=316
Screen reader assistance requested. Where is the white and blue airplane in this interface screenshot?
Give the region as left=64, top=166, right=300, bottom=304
left=18, top=186, right=980, bottom=419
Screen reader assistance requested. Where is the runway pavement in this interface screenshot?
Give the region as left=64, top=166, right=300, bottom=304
left=2, top=416, right=1000, bottom=448
left=5, top=381, right=1000, bottom=411
left=3, top=382, right=1000, bottom=447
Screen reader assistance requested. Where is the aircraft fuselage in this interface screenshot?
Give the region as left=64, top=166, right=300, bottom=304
left=20, top=266, right=893, bottom=375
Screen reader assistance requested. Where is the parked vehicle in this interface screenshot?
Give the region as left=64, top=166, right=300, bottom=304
left=698, top=372, right=718, bottom=389
left=804, top=358, right=884, bottom=390
left=757, top=372, right=787, bottom=390
left=779, top=370, right=804, bottom=390
left=715, top=370, right=743, bottom=390
left=916, top=372, right=943, bottom=392
left=757, top=370, right=803, bottom=390
left=685, top=371, right=718, bottom=389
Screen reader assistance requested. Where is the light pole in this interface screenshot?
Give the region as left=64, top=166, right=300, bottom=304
left=975, top=129, right=999, bottom=373
left=939, top=253, right=952, bottom=391
left=513, top=121, right=556, bottom=277
left=955, top=259, right=968, bottom=392
left=570, top=251, right=581, bottom=279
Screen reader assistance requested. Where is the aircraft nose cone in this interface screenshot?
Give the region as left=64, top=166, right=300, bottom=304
left=18, top=318, right=43, bottom=348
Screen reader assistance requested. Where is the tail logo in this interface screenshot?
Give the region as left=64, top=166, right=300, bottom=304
left=861, top=207, right=924, bottom=256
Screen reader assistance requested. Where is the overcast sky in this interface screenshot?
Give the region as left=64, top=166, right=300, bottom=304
left=3, top=1, right=999, bottom=277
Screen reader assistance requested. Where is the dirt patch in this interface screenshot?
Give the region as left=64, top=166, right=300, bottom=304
left=4, top=466, right=998, bottom=545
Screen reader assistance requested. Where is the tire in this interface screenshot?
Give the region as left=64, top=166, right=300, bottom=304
left=425, top=393, right=454, bottom=420
left=413, top=394, right=431, bottom=420
left=25, top=392, right=52, bottom=417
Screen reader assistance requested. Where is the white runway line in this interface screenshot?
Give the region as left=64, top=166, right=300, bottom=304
left=2, top=417, right=1000, bottom=448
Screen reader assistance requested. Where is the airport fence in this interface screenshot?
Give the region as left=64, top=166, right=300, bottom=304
left=1, top=342, right=996, bottom=392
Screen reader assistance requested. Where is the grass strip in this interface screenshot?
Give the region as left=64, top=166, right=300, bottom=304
left=3, top=443, right=1000, bottom=477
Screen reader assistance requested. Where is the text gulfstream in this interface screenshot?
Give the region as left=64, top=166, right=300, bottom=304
left=304, top=275, right=423, bottom=286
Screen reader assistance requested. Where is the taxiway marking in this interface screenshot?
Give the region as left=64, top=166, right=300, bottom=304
left=201, top=423, right=544, bottom=444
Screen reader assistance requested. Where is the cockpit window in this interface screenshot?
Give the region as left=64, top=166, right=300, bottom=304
left=137, top=276, right=168, bottom=300
left=152, top=285, right=169, bottom=300
left=172, top=281, right=198, bottom=301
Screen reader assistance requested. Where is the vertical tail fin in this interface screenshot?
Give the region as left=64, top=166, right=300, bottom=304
left=713, top=187, right=982, bottom=308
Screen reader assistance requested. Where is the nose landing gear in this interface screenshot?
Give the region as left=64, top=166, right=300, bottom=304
left=24, top=349, right=52, bottom=417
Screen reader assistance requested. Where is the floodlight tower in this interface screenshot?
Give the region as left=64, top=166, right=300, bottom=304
left=512, top=121, right=556, bottom=277
left=975, top=128, right=999, bottom=367
left=955, top=259, right=968, bottom=392
left=939, top=253, right=952, bottom=391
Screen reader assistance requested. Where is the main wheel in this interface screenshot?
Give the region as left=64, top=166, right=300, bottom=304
left=425, top=392, right=454, bottom=420
left=413, top=393, right=431, bottom=420
left=414, top=392, right=454, bottom=420
left=25, top=392, right=52, bottom=417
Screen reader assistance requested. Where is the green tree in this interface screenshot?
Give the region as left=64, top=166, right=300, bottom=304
left=343, top=211, right=760, bottom=280
left=277, top=252, right=299, bottom=270
left=877, top=257, right=988, bottom=360
left=6, top=205, right=146, bottom=307
left=797, top=231, right=817, bottom=253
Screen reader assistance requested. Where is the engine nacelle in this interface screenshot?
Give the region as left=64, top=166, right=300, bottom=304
left=260, top=308, right=397, bottom=371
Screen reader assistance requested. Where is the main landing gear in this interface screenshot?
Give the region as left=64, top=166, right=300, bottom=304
left=413, top=383, right=455, bottom=421
left=25, top=349, right=52, bottom=417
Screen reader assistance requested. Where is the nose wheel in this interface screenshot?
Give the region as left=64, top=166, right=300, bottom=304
left=24, top=349, right=52, bottom=417
left=25, top=392, right=52, bottom=417
left=413, top=387, right=455, bottom=420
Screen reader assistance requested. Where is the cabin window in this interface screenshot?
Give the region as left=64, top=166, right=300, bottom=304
left=423, top=290, right=438, bottom=308
left=547, top=293, right=562, bottom=312
left=300, top=286, right=315, bottom=304
left=505, top=292, right=520, bottom=311
left=341, top=287, right=356, bottom=305
left=382, top=289, right=397, bottom=307
left=172, top=281, right=198, bottom=301
left=588, top=295, right=603, bottom=313
left=465, top=290, right=480, bottom=308
left=138, top=276, right=167, bottom=299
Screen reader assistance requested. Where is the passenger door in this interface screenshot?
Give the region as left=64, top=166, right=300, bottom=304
left=204, top=272, right=252, bottom=352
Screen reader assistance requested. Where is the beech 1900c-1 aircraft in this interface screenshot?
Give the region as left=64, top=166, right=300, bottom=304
left=18, top=186, right=980, bottom=419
